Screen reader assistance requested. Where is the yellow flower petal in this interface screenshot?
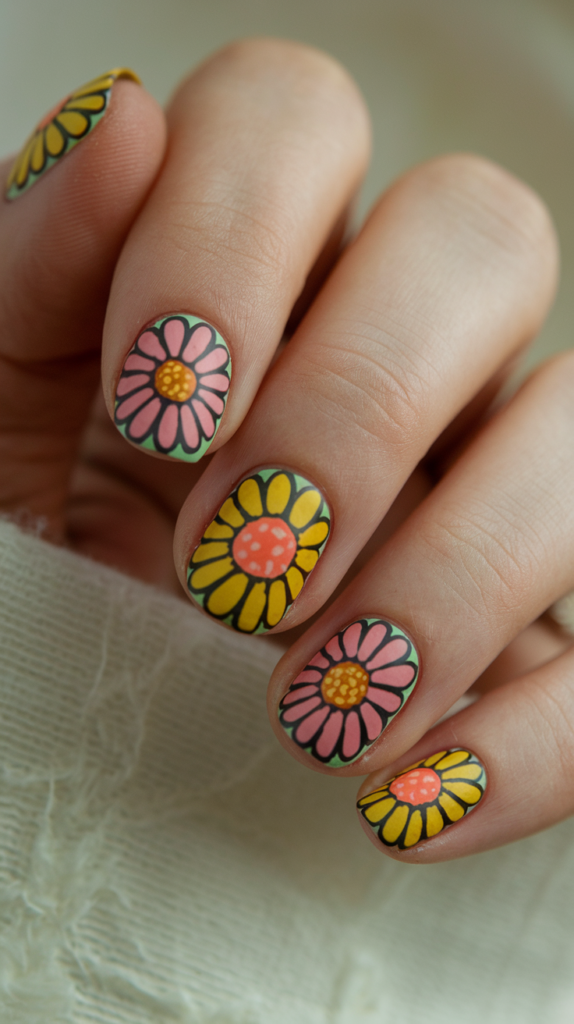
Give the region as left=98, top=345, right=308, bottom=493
left=425, top=805, right=445, bottom=837
left=442, top=782, right=482, bottom=805
left=44, top=122, right=66, bottom=157
left=439, top=793, right=465, bottom=822
left=203, top=521, right=234, bottom=540
left=295, top=549, right=318, bottom=573
left=267, top=580, right=287, bottom=627
left=298, top=521, right=329, bottom=548
left=71, top=68, right=140, bottom=99
left=56, top=110, right=90, bottom=137
left=434, top=751, right=469, bottom=772
left=404, top=809, right=423, bottom=847
left=207, top=573, right=248, bottom=616
left=67, top=94, right=106, bottom=112
left=289, top=489, right=322, bottom=529
left=191, top=541, right=229, bottom=564
left=237, top=477, right=263, bottom=517
left=286, top=566, right=304, bottom=600
left=218, top=498, right=244, bottom=528
left=190, top=557, right=234, bottom=590
left=7, top=135, right=34, bottom=188
left=382, top=805, right=409, bottom=844
left=423, top=751, right=447, bottom=767
left=441, top=764, right=483, bottom=781
left=237, top=582, right=267, bottom=632
left=358, top=787, right=390, bottom=807
left=364, top=797, right=396, bottom=824
left=30, top=133, right=45, bottom=173
left=266, top=473, right=291, bottom=514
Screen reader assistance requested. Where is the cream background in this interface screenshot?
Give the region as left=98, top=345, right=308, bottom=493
left=1, top=0, right=574, bottom=368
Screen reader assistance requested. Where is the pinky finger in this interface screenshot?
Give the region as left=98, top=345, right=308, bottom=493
left=356, top=640, right=574, bottom=862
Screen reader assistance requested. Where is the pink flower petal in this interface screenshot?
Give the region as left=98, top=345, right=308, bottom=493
left=282, top=695, right=322, bottom=724
left=128, top=397, right=162, bottom=439
left=124, top=354, right=156, bottom=372
left=197, top=388, right=224, bottom=415
left=360, top=702, right=383, bottom=741
left=180, top=404, right=200, bottom=450
left=198, top=373, right=230, bottom=393
left=294, top=705, right=329, bottom=744
left=195, top=347, right=228, bottom=373
left=357, top=622, right=389, bottom=662
left=163, top=318, right=185, bottom=357
left=325, top=635, right=343, bottom=662
left=116, top=373, right=151, bottom=397
left=366, top=637, right=408, bottom=670
left=366, top=687, right=402, bottom=713
left=115, top=387, right=154, bottom=421
left=192, top=399, right=215, bottom=438
left=309, top=652, right=329, bottom=669
left=183, top=325, right=212, bottom=363
left=370, top=664, right=416, bottom=689
left=315, top=710, right=344, bottom=758
left=158, top=403, right=179, bottom=449
left=293, top=669, right=322, bottom=685
left=342, top=710, right=361, bottom=760
left=342, top=622, right=361, bottom=658
left=138, top=331, right=166, bottom=361
left=281, top=684, right=320, bottom=706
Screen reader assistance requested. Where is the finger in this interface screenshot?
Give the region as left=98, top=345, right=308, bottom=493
left=270, top=349, right=574, bottom=772
left=102, top=38, right=370, bottom=462
left=176, top=154, right=557, bottom=635
left=0, top=70, right=166, bottom=533
left=356, top=640, right=574, bottom=861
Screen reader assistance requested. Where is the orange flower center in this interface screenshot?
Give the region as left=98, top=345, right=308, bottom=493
left=321, top=661, right=369, bottom=709
left=389, top=768, right=441, bottom=805
left=232, top=517, right=297, bottom=579
left=154, top=360, right=196, bottom=402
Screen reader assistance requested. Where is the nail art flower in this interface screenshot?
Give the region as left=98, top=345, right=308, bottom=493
left=279, top=618, right=419, bottom=767
left=188, top=469, right=330, bottom=633
left=358, top=749, right=487, bottom=849
left=5, top=69, right=139, bottom=201
left=114, top=315, right=231, bottom=462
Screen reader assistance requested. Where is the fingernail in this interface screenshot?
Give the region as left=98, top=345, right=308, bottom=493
left=114, top=315, right=231, bottom=461
left=279, top=617, right=419, bottom=766
left=357, top=748, right=487, bottom=849
left=5, top=68, right=140, bottom=201
left=187, top=469, right=330, bottom=632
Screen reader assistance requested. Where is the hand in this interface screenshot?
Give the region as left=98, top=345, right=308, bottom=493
left=1, top=40, right=568, bottom=864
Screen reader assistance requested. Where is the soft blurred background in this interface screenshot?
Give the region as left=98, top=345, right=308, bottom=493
left=1, top=0, right=574, bottom=369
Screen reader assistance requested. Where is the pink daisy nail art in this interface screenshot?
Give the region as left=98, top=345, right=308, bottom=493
left=114, top=314, right=231, bottom=462
left=279, top=618, right=419, bottom=767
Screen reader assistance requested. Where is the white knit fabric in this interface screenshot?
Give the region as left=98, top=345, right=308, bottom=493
left=1, top=517, right=574, bottom=1023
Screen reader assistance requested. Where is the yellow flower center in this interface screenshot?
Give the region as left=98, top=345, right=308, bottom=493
left=154, top=360, right=196, bottom=402
left=321, top=661, right=369, bottom=709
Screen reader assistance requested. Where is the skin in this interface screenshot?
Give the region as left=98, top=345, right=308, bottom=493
left=1, top=38, right=571, bottom=864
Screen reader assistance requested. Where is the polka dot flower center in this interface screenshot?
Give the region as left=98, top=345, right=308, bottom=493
left=232, top=517, right=297, bottom=579
left=155, top=360, right=196, bottom=402
left=321, top=661, right=369, bottom=709
left=389, top=768, right=441, bottom=806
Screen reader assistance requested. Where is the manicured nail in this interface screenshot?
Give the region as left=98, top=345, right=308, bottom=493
left=114, top=315, right=231, bottom=461
left=187, top=469, right=330, bottom=632
left=357, top=748, right=486, bottom=849
left=5, top=68, right=140, bottom=201
left=279, top=618, right=419, bottom=767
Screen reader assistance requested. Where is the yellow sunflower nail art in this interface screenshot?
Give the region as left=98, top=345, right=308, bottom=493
left=5, top=68, right=140, bottom=201
left=357, top=748, right=487, bottom=849
left=187, top=469, right=331, bottom=633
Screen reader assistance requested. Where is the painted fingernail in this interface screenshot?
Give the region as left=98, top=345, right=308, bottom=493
left=358, top=748, right=487, bottom=849
left=5, top=68, right=140, bottom=201
left=279, top=618, right=419, bottom=766
left=114, top=315, right=231, bottom=461
left=187, top=469, right=330, bottom=632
